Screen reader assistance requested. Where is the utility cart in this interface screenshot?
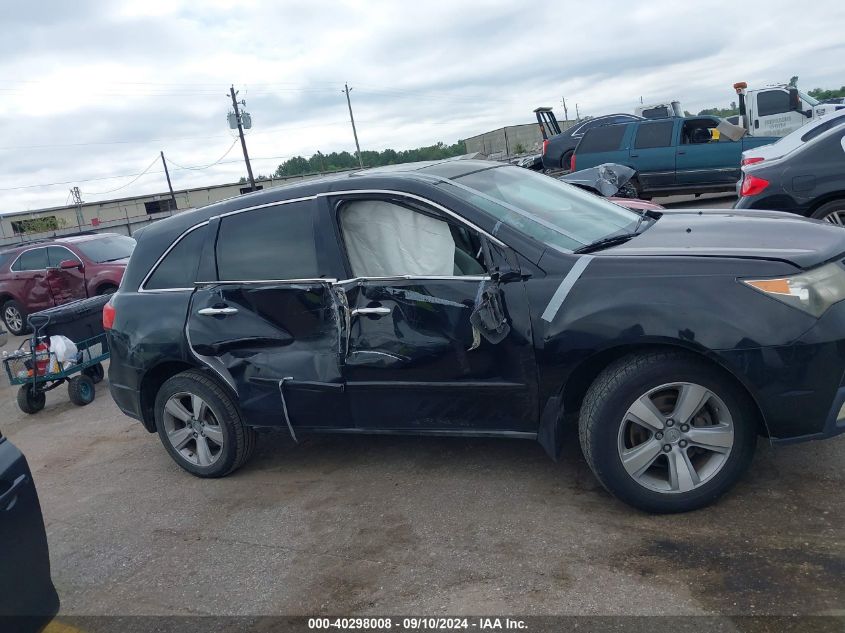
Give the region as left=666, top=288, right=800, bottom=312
left=4, top=313, right=109, bottom=414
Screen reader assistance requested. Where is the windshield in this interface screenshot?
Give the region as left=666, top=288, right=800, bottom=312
left=441, top=166, right=640, bottom=252
left=799, top=91, right=819, bottom=106
left=75, top=234, right=136, bottom=262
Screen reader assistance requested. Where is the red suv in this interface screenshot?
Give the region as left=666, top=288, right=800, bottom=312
left=0, top=233, right=135, bottom=335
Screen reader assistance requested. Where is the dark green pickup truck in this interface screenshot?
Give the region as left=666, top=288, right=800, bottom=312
left=570, top=116, right=778, bottom=197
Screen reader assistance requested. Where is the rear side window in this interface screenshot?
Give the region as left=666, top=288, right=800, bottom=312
left=634, top=121, right=674, bottom=149
left=145, top=227, right=207, bottom=290
left=757, top=90, right=791, bottom=117
left=13, top=248, right=48, bottom=271
left=577, top=125, right=628, bottom=153
left=801, top=117, right=845, bottom=142
left=216, top=202, right=320, bottom=281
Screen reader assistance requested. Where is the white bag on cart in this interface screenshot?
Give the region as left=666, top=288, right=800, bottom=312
left=49, top=335, right=79, bottom=370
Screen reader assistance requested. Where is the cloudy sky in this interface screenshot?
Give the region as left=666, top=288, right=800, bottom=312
left=2, top=0, right=844, bottom=212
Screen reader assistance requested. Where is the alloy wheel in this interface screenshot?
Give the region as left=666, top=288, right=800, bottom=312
left=822, top=210, right=845, bottom=226
left=162, top=391, right=225, bottom=467
left=617, top=382, right=735, bottom=493
left=4, top=306, right=22, bottom=333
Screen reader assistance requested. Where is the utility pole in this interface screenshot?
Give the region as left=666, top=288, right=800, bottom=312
left=229, top=85, right=256, bottom=191
left=561, top=97, right=569, bottom=121
left=70, top=186, right=84, bottom=230
left=160, top=151, right=177, bottom=211
left=343, top=83, right=364, bottom=169
left=575, top=103, right=580, bottom=120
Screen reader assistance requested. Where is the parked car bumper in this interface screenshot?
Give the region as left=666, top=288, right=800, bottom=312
left=715, top=300, right=845, bottom=442
left=734, top=192, right=812, bottom=217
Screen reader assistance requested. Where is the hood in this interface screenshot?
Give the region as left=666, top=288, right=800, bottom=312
left=603, top=208, right=845, bottom=268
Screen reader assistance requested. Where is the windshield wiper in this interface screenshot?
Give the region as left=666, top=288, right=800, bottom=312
left=574, top=212, right=652, bottom=254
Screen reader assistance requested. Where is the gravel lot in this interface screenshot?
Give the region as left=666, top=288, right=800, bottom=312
left=2, top=196, right=843, bottom=620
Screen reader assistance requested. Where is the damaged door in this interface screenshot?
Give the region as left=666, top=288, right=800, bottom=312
left=186, top=199, right=349, bottom=436
left=332, top=195, right=538, bottom=433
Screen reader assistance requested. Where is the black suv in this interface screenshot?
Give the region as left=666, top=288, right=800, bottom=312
left=107, top=160, right=845, bottom=513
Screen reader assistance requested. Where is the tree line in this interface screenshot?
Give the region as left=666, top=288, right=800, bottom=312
left=269, top=140, right=467, bottom=178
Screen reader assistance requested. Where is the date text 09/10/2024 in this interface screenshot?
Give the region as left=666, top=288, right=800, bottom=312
left=307, top=617, right=528, bottom=630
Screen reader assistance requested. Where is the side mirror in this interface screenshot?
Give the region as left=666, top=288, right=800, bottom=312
left=802, top=109, right=813, bottom=118
left=60, top=259, right=82, bottom=270
left=492, top=268, right=527, bottom=283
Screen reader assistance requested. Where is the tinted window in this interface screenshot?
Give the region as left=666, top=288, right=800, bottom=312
left=641, top=106, right=670, bottom=119
left=801, top=117, right=845, bottom=142
left=47, top=246, right=81, bottom=268
left=145, top=227, right=207, bottom=289
left=14, top=248, right=48, bottom=271
left=75, top=235, right=136, bottom=263
left=577, top=125, right=628, bottom=153
left=757, top=90, right=791, bottom=117
left=0, top=252, right=13, bottom=269
left=216, top=202, right=320, bottom=280
left=634, top=121, right=674, bottom=148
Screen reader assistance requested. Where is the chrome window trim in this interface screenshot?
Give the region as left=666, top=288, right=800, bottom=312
left=145, top=189, right=507, bottom=290
left=194, top=276, right=491, bottom=286
left=138, top=221, right=209, bottom=293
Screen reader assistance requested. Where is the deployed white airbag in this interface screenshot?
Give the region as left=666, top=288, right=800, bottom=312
left=341, top=200, right=455, bottom=277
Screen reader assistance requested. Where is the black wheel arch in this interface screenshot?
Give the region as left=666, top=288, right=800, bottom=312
left=138, top=360, right=236, bottom=432
left=537, top=341, right=769, bottom=460
left=808, top=192, right=845, bottom=216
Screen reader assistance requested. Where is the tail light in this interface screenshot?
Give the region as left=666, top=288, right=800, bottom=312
left=740, top=174, right=769, bottom=197
left=541, top=139, right=549, bottom=156
left=569, top=154, right=576, bottom=172
left=741, top=157, right=764, bottom=166
left=103, top=298, right=116, bottom=330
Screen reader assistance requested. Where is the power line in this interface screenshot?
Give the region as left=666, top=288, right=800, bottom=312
left=82, top=156, right=160, bottom=196
left=164, top=138, right=239, bottom=170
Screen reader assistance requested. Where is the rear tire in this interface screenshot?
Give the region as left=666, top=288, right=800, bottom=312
left=154, top=370, right=256, bottom=478
left=17, top=385, right=46, bottom=414
left=68, top=374, right=96, bottom=406
left=579, top=351, right=756, bottom=513
left=97, top=284, right=118, bottom=296
left=3, top=300, right=28, bottom=336
left=810, top=200, right=845, bottom=225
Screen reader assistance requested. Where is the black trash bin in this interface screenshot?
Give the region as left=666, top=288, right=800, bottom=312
left=31, top=295, right=110, bottom=343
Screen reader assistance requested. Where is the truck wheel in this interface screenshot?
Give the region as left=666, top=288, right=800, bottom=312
left=68, top=375, right=96, bottom=406
left=810, top=200, right=845, bottom=226
left=3, top=300, right=28, bottom=336
left=97, top=284, right=118, bottom=296
left=17, top=385, right=46, bottom=414
left=83, top=362, right=105, bottom=384
left=579, top=351, right=756, bottom=513
left=154, top=370, right=256, bottom=478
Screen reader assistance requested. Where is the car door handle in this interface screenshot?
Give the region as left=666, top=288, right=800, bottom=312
left=630, top=153, right=639, bottom=158
left=677, top=150, right=686, bottom=155
left=0, top=474, right=28, bottom=511
left=351, top=307, right=391, bottom=317
left=197, top=307, right=239, bottom=316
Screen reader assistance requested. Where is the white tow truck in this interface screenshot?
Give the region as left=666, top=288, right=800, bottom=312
left=733, top=81, right=843, bottom=137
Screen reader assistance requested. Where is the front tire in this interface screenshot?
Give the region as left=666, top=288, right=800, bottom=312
left=17, top=385, right=46, bottom=414
left=579, top=352, right=756, bottom=513
left=154, top=370, right=256, bottom=477
left=810, top=200, right=845, bottom=225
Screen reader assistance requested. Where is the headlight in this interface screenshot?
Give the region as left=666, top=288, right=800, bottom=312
left=742, top=261, right=845, bottom=317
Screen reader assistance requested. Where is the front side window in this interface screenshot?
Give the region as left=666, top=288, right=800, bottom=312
left=338, top=199, right=486, bottom=278
left=14, top=248, right=48, bottom=271
left=634, top=121, right=674, bottom=148
left=75, top=235, right=136, bottom=263
left=442, top=166, right=638, bottom=252
left=757, top=90, right=791, bottom=117
left=145, top=227, right=207, bottom=290
left=47, top=246, right=81, bottom=268
left=216, top=202, right=320, bottom=281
